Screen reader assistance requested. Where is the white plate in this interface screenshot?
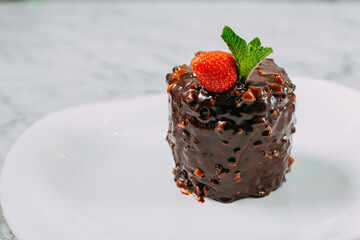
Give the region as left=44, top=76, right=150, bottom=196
left=1, top=77, right=360, bottom=240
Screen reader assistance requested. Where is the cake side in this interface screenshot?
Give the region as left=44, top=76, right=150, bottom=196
left=166, top=58, right=296, bottom=203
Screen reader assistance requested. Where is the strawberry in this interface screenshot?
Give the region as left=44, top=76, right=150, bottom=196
left=191, top=51, right=238, bottom=93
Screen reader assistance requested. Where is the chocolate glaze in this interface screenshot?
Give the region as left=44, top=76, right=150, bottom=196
left=166, top=59, right=296, bottom=203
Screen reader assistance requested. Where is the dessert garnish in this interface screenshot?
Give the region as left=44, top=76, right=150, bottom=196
left=191, top=26, right=273, bottom=93
left=191, top=51, right=237, bottom=93
left=221, top=26, right=273, bottom=82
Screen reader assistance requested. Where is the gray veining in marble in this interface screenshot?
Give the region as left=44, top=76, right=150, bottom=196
left=0, top=1, right=359, bottom=239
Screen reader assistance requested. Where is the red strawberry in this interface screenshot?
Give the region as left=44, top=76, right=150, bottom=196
left=191, top=51, right=238, bottom=93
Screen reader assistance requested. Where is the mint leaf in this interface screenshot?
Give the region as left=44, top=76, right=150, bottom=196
left=221, top=26, right=273, bottom=82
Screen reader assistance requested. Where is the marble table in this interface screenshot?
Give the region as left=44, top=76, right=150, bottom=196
left=0, top=1, right=359, bottom=239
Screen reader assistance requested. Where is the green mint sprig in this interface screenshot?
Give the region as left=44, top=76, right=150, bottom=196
left=221, top=26, right=273, bottom=82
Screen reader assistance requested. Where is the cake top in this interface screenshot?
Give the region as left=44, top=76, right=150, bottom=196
left=166, top=57, right=294, bottom=100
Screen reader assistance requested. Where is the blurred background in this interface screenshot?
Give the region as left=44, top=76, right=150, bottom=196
left=0, top=0, right=359, bottom=239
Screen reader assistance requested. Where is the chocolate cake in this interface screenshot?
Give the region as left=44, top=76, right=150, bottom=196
left=166, top=27, right=296, bottom=203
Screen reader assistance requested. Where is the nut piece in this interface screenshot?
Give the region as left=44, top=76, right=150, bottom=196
left=174, top=64, right=186, bottom=72
left=235, top=171, right=242, bottom=183
left=249, top=86, right=263, bottom=98
left=177, top=121, right=186, bottom=128
left=236, top=99, right=243, bottom=107
left=185, top=91, right=195, bottom=102
left=258, top=70, right=267, bottom=76
left=271, top=109, right=277, bottom=115
left=270, top=73, right=285, bottom=84
left=203, top=186, right=209, bottom=196
left=215, top=121, right=227, bottom=131
left=270, top=83, right=284, bottom=94
left=241, top=89, right=255, bottom=103
left=177, top=179, right=184, bottom=187
left=167, top=80, right=178, bottom=93
left=180, top=188, right=190, bottom=195
left=270, top=73, right=281, bottom=77
left=290, top=93, right=296, bottom=103
left=194, top=168, right=204, bottom=178
left=289, top=157, right=295, bottom=166
left=282, top=136, right=289, bottom=143
left=195, top=185, right=202, bottom=196
left=192, top=194, right=205, bottom=203
left=217, top=169, right=229, bottom=180
left=185, top=80, right=194, bottom=88
left=172, top=69, right=187, bottom=80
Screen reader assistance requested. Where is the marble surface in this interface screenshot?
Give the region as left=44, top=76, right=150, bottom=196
left=0, top=1, right=359, bottom=239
